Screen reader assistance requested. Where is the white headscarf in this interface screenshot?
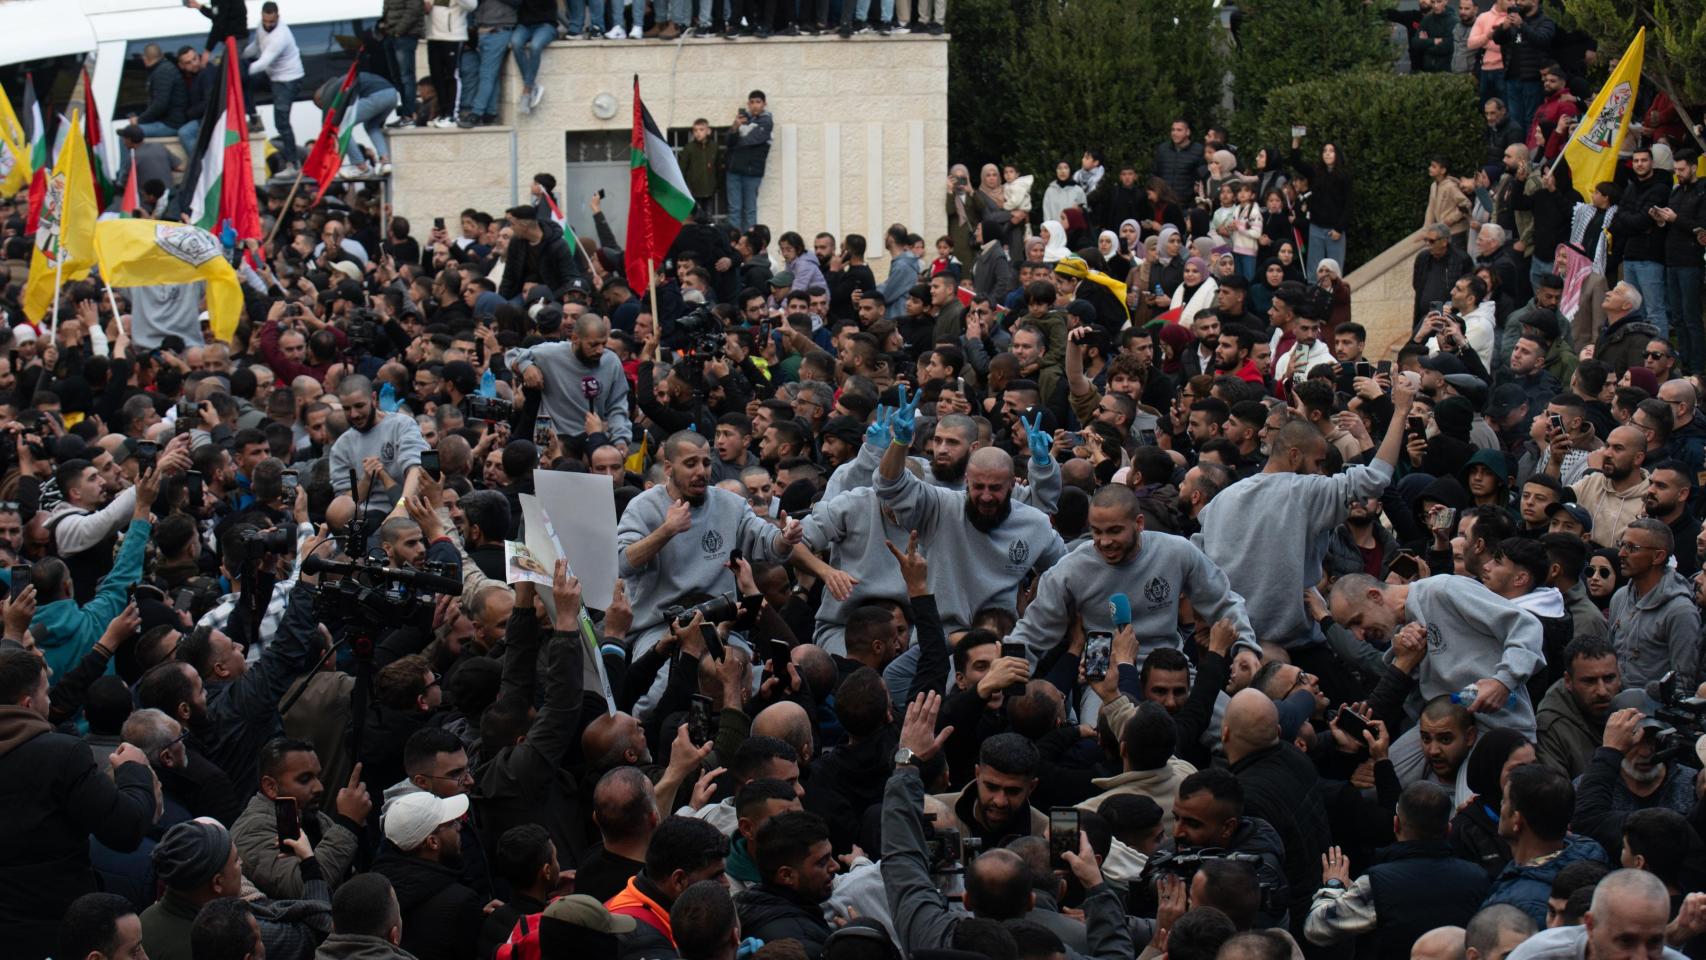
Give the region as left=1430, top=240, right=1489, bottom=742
left=1040, top=220, right=1070, bottom=263
left=1098, top=230, right=1119, bottom=258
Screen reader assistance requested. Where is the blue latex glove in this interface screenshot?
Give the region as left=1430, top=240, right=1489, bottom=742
left=1024, top=411, right=1051, bottom=465
left=377, top=381, right=402, bottom=412
left=865, top=405, right=891, bottom=446
left=478, top=369, right=497, bottom=398
left=219, top=219, right=237, bottom=250
left=890, top=385, right=921, bottom=446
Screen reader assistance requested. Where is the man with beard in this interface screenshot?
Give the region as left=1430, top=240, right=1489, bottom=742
left=1571, top=426, right=1650, bottom=549
left=616, top=431, right=801, bottom=655
left=1536, top=637, right=1622, bottom=779
left=1412, top=696, right=1478, bottom=797
left=1641, top=460, right=1699, bottom=576
left=1213, top=326, right=1264, bottom=385
left=1571, top=693, right=1701, bottom=858
left=821, top=404, right=1060, bottom=512
left=329, top=375, right=429, bottom=519
left=509, top=312, right=633, bottom=451
left=1605, top=517, right=1699, bottom=693
left=1200, top=377, right=1417, bottom=701
left=1181, top=309, right=1221, bottom=378
left=872, top=402, right=1065, bottom=634
left=1327, top=495, right=1399, bottom=579
left=1327, top=571, right=1545, bottom=784
left=135, top=530, right=331, bottom=797
left=1008, top=484, right=1253, bottom=669
left=374, top=791, right=518, bottom=960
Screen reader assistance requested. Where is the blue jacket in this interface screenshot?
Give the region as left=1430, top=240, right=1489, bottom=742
left=881, top=251, right=922, bottom=320
left=33, top=519, right=152, bottom=683
left=1483, top=833, right=1607, bottom=928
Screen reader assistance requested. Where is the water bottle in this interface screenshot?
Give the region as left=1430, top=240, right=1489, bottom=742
left=1450, top=684, right=1517, bottom=710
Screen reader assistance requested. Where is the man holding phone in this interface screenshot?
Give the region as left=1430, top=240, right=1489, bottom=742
left=229, top=738, right=370, bottom=900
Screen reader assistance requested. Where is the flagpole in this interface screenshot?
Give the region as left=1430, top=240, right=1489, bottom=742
left=647, top=260, right=660, bottom=326
left=49, top=245, right=65, bottom=336
left=263, top=168, right=309, bottom=248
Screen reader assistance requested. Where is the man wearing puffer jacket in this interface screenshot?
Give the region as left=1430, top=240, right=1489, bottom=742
left=1605, top=517, right=1700, bottom=696
left=733, top=811, right=837, bottom=959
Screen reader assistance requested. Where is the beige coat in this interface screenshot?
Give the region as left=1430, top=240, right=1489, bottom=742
left=1426, top=177, right=1471, bottom=234
left=1074, top=757, right=1199, bottom=835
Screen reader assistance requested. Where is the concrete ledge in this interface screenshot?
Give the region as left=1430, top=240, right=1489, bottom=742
left=1346, top=226, right=1429, bottom=361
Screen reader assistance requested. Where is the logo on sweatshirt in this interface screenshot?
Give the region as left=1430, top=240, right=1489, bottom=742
left=701, top=530, right=724, bottom=556
left=381, top=441, right=397, bottom=461
left=582, top=376, right=602, bottom=400
left=1425, top=623, right=1446, bottom=653
left=1007, top=540, right=1030, bottom=566
left=1143, top=576, right=1171, bottom=608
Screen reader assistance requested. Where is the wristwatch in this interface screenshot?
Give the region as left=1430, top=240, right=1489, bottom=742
left=1324, top=878, right=1346, bottom=891
left=893, top=746, right=920, bottom=769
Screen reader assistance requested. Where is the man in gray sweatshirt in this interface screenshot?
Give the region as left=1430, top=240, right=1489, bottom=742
left=1328, top=571, right=1546, bottom=782
left=507, top=313, right=633, bottom=449
left=824, top=412, right=1060, bottom=513
left=329, top=375, right=427, bottom=516
left=615, top=430, right=801, bottom=654
left=1009, top=484, right=1254, bottom=664
left=794, top=483, right=911, bottom=657
left=1198, top=375, right=1418, bottom=700
left=872, top=413, right=1066, bottom=635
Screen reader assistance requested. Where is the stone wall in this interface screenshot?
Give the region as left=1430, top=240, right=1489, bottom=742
left=389, top=34, right=949, bottom=281
left=1346, top=226, right=1428, bottom=360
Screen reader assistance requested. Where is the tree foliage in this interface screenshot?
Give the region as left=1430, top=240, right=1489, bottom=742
left=1556, top=0, right=1706, bottom=105
left=1253, top=69, right=1482, bottom=266
left=1231, top=0, right=1393, bottom=114
left=947, top=0, right=1226, bottom=179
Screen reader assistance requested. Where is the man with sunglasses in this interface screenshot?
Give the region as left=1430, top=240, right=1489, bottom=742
left=1605, top=517, right=1700, bottom=696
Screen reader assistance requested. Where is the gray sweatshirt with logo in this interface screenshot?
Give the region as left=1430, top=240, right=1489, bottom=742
left=1404, top=574, right=1546, bottom=733
left=1196, top=459, right=1395, bottom=647
left=1009, top=534, right=1255, bottom=664
left=873, top=463, right=1066, bottom=634
left=824, top=437, right=1062, bottom=513
left=801, top=487, right=911, bottom=655
left=616, top=485, right=785, bottom=647
left=506, top=342, right=633, bottom=445
left=329, top=412, right=428, bottom=514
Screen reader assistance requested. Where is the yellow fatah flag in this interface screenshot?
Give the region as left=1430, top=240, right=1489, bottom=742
left=1561, top=28, right=1645, bottom=201
left=623, top=433, right=649, bottom=475
left=23, top=109, right=97, bottom=324
left=0, top=88, right=28, bottom=198
left=94, top=219, right=243, bottom=342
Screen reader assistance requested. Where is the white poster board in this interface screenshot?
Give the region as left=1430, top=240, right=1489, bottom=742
left=531, top=469, right=619, bottom=612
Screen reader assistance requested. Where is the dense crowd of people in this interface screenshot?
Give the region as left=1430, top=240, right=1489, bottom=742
left=6, top=1, right=1706, bottom=959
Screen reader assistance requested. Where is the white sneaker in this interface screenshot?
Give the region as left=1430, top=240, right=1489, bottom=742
left=338, top=163, right=369, bottom=178
left=627, top=23, right=642, bottom=37
left=529, top=84, right=544, bottom=109
left=604, top=25, right=625, bottom=38
left=431, top=116, right=458, bottom=128
left=519, top=87, right=534, bottom=115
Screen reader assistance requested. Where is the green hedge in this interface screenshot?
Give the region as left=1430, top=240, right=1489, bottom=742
left=947, top=0, right=1226, bottom=177
left=1231, top=0, right=1394, bottom=112
left=1251, top=69, right=1483, bottom=268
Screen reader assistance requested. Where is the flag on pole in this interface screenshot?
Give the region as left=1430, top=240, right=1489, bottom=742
left=0, top=83, right=28, bottom=198
left=541, top=190, right=581, bottom=254
left=1560, top=28, right=1645, bottom=201
left=301, top=62, right=359, bottom=205
left=186, top=39, right=262, bottom=242
left=23, top=109, right=97, bottom=323
left=94, top=219, right=245, bottom=341
left=24, top=74, right=50, bottom=234
left=81, top=68, right=110, bottom=209
left=624, top=76, right=693, bottom=287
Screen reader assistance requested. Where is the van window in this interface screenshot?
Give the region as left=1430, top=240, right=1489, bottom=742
left=113, top=19, right=370, bottom=123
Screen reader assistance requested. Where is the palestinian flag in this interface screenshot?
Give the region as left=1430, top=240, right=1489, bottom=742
left=301, top=62, right=358, bottom=204
left=24, top=73, right=48, bottom=234
left=81, top=68, right=110, bottom=209
left=186, top=38, right=261, bottom=242
left=624, top=77, right=693, bottom=288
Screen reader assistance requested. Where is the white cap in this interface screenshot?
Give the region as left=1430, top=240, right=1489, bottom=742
left=382, top=791, right=469, bottom=851
left=11, top=324, right=36, bottom=344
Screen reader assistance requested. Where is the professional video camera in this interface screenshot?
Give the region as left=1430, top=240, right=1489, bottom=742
left=671, top=305, right=725, bottom=397
left=1646, top=671, right=1706, bottom=765
left=346, top=310, right=383, bottom=358
left=232, top=526, right=296, bottom=567
left=1139, top=848, right=1286, bottom=915
left=464, top=394, right=514, bottom=424
left=921, top=813, right=982, bottom=874
left=304, top=554, right=464, bottom=639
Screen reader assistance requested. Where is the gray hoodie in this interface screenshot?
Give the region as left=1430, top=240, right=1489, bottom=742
left=1404, top=575, right=1546, bottom=733
left=801, top=487, right=910, bottom=655
left=1607, top=569, right=1701, bottom=693
left=1008, top=533, right=1254, bottom=664
left=506, top=342, right=633, bottom=445
left=328, top=412, right=428, bottom=514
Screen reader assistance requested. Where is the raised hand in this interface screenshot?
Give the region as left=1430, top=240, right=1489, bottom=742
left=865, top=405, right=892, bottom=447
left=1023, top=411, right=1051, bottom=464
left=884, top=530, right=928, bottom=596
left=890, top=385, right=921, bottom=445
left=899, top=690, right=953, bottom=761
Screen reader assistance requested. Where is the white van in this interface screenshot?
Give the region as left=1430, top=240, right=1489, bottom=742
left=4, top=0, right=381, bottom=173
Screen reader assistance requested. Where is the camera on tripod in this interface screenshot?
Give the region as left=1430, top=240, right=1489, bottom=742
left=230, top=526, right=296, bottom=568
left=1644, top=671, right=1706, bottom=765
